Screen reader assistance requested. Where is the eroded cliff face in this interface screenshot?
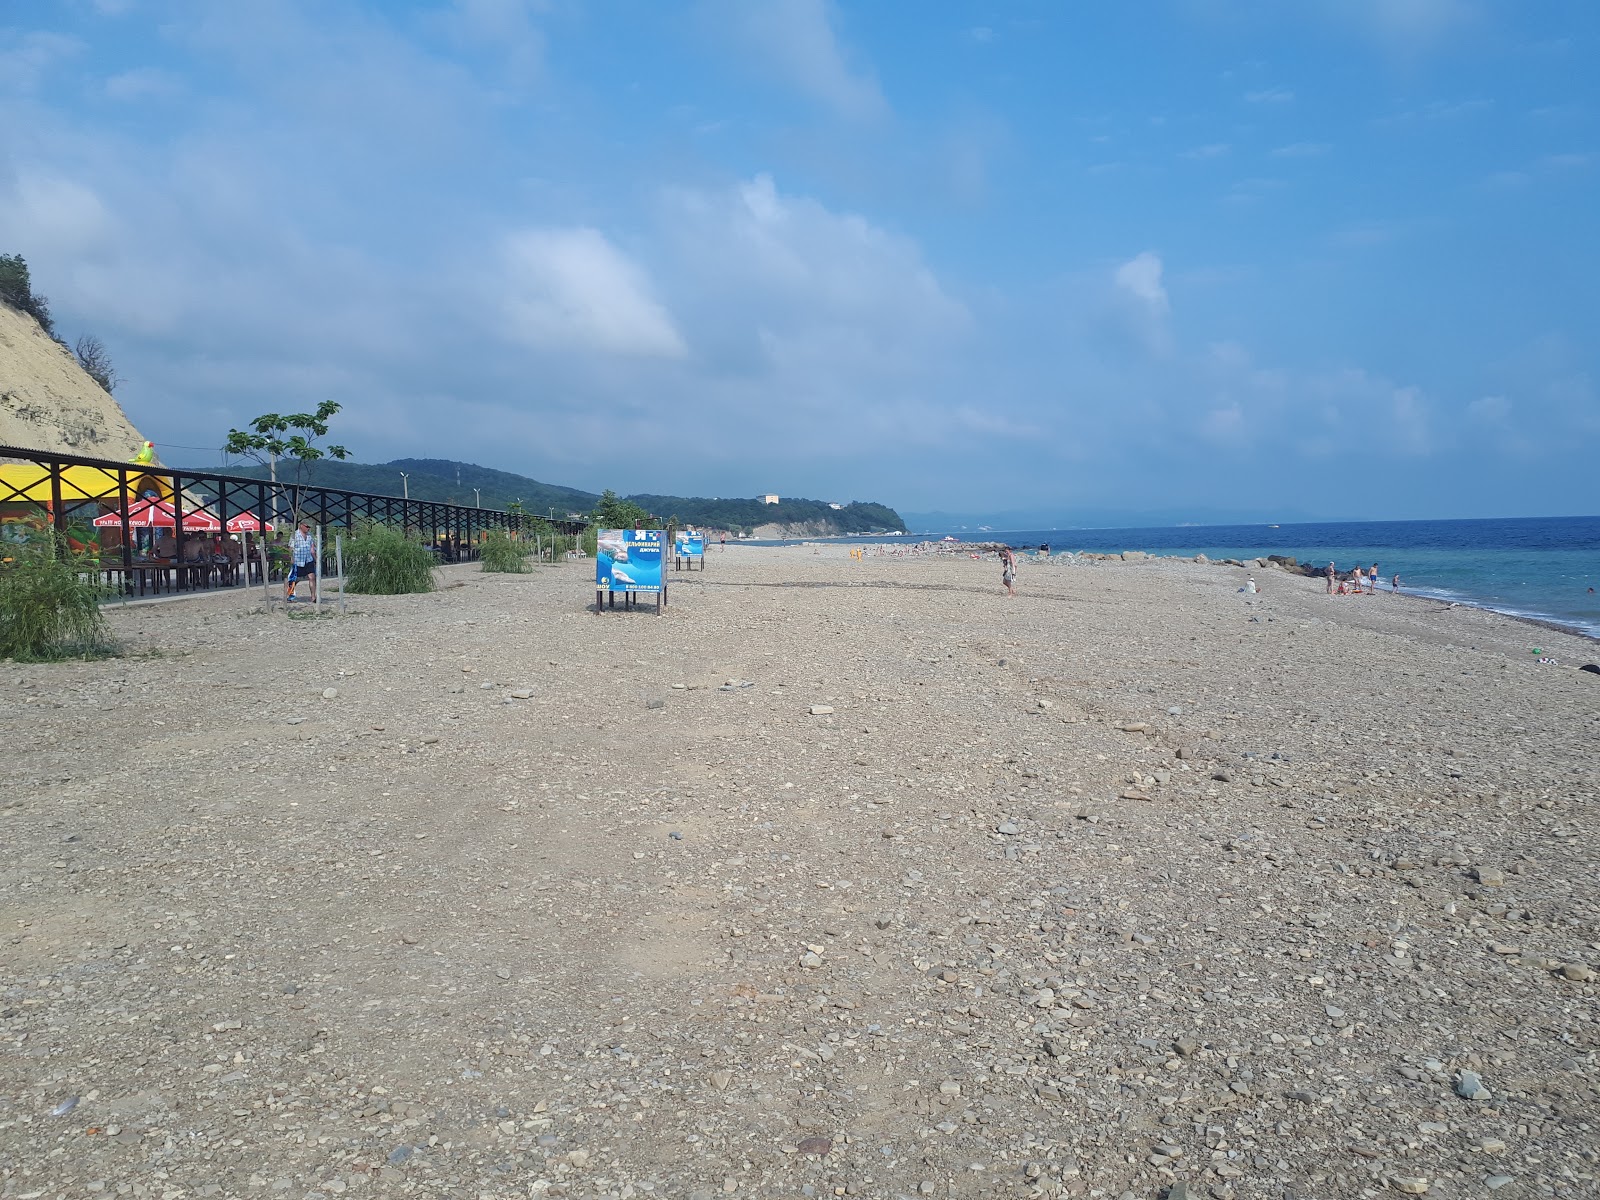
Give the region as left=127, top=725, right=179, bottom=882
left=0, top=303, right=148, bottom=460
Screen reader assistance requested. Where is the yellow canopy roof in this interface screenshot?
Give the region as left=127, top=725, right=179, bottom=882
left=0, top=463, right=174, bottom=504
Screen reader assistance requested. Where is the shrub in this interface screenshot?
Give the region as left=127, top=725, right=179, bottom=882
left=480, top=528, right=531, bottom=573
left=342, top=523, right=436, bottom=595
left=0, top=517, right=115, bottom=660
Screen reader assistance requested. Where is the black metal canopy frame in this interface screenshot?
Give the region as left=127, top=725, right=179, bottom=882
left=1, top=444, right=587, bottom=593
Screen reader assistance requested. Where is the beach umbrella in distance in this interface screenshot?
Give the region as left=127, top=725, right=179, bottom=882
left=225, top=511, right=275, bottom=533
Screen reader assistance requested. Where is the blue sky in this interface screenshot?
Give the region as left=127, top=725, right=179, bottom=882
left=2, top=0, right=1596, bottom=523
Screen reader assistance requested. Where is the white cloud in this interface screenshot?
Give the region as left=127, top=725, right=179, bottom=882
left=0, top=170, right=118, bottom=258
left=1333, top=0, right=1482, bottom=51
left=1272, top=141, right=1330, bottom=157
left=1114, top=252, right=1169, bottom=316
left=501, top=227, right=687, bottom=359
left=105, top=67, right=181, bottom=102
left=0, top=31, right=82, bottom=92
left=442, top=0, right=546, bottom=84
left=709, top=0, right=887, bottom=121
left=1467, top=394, right=1510, bottom=423
left=1245, top=87, right=1294, bottom=104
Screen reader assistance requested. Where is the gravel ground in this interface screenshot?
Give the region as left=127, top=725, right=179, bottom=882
left=4, top=546, right=1597, bottom=1200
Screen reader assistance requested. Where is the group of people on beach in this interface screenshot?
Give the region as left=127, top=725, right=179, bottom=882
left=1325, top=561, right=1398, bottom=595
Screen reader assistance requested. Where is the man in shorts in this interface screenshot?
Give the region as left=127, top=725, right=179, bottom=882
left=1000, top=545, right=1017, bottom=597
left=286, top=520, right=317, bottom=603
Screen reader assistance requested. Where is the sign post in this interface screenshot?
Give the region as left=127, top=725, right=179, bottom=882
left=595, top=529, right=665, bottom=615
left=674, top=528, right=705, bottom=571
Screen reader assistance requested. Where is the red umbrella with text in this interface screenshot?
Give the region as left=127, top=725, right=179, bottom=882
left=92, top=498, right=222, bottom=531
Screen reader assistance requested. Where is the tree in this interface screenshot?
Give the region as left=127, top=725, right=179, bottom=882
left=224, top=400, right=350, bottom=525
left=0, top=252, right=59, bottom=340
left=592, top=488, right=653, bottom=529
left=73, top=334, right=120, bottom=393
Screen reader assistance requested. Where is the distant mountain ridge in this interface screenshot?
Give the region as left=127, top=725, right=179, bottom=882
left=192, top=456, right=905, bottom=534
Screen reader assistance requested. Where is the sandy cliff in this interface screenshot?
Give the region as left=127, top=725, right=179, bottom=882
left=0, top=302, right=148, bottom=460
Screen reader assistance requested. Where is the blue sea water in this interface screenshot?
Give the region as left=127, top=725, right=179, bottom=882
left=811, top=516, right=1600, bottom=638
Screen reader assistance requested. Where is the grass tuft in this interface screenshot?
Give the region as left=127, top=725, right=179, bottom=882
left=480, top=528, right=532, bottom=573
left=342, top=523, right=437, bottom=595
left=0, top=517, right=117, bottom=661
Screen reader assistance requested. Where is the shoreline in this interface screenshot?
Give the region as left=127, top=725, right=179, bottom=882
left=750, top=537, right=1600, bottom=643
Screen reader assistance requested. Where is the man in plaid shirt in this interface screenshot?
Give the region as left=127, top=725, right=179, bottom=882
left=286, top=520, right=317, bottom=603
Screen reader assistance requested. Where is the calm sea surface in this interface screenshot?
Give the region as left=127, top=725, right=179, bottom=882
left=782, top=516, right=1600, bottom=639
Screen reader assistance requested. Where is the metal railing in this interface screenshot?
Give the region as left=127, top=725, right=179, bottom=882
left=1, top=444, right=587, bottom=595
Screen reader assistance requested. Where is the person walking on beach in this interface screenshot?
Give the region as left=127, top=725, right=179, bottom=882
left=1325, top=562, right=1336, bottom=594
left=999, top=545, right=1017, bottom=597
left=1367, top=564, right=1379, bottom=594
left=286, top=520, right=317, bottom=603
left=1392, top=574, right=1402, bottom=592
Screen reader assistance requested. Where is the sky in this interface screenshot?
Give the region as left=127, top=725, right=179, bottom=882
left=1, top=0, right=1597, bottom=524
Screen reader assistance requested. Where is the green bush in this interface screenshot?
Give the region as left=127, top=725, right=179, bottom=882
left=342, top=523, right=436, bottom=595
left=0, top=518, right=115, bottom=660
left=480, top=528, right=531, bottom=573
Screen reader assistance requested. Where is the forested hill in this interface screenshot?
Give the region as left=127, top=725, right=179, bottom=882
left=191, top=457, right=905, bottom=533
left=627, top=494, right=904, bottom=534
left=207, top=457, right=599, bottom=516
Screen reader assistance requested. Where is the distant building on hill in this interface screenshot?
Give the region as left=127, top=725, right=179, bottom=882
left=760, top=493, right=780, bottom=505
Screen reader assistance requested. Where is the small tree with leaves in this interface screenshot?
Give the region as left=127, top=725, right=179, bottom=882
left=592, top=488, right=654, bottom=530
left=224, top=400, right=349, bottom=526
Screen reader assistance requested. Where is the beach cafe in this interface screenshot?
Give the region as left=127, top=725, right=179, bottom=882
left=0, top=462, right=256, bottom=596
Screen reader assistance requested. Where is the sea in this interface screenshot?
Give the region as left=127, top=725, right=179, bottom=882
left=775, top=516, right=1600, bottom=639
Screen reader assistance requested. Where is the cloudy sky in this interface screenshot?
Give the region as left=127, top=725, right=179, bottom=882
left=2, top=0, right=1596, bottom=523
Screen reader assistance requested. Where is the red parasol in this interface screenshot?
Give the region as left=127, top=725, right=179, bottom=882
left=92, top=498, right=223, bottom=532
left=225, top=511, right=276, bottom=533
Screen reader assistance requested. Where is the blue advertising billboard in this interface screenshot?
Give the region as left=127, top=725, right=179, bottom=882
left=597, top=529, right=664, bottom=594
left=676, top=530, right=705, bottom=559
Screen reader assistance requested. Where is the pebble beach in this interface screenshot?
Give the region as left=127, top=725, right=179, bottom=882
left=4, top=545, right=1598, bottom=1200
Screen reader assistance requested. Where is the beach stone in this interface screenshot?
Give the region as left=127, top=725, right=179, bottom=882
left=1455, top=1070, right=1491, bottom=1100
left=996, top=820, right=1020, bottom=836
left=1485, top=1176, right=1515, bottom=1190
left=1475, top=866, right=1506, bottom=887
left=321, top=687, right=338, bottom=699
left=1558, top=962, right=1595, bottom=982
left=1388, top=1178, right=1429, bottom=1195
left=509, top=687, right=532, bottom=699
left=808, top=705, right=834, bottom=715
left=800, top=951, right=823, bottom=969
